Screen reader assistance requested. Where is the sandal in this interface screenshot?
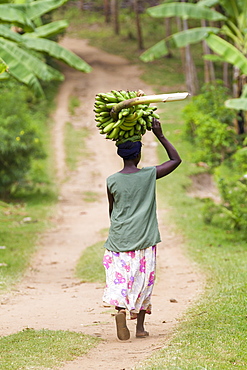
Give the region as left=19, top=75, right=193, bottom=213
left=115, top=310, right=130, bottom=341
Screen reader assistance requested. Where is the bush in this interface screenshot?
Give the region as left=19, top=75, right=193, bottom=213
left=202, top=177, right=247, bottom=235
left=183, top=81, right=236, bottom=167
left=0, top=82, right=45, bottom=197
left=232, top=146, right=247, bottom=173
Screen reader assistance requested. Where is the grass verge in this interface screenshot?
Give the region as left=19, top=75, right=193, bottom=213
left=0, top=328, right=100, bottom=370
left=0, top=196, right=55, bottom=291
left=64, top=122, right=90, bottom=171
left=75, top=241, right=105, bottom=283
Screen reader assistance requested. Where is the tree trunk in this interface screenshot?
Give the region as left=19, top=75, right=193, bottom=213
left=181, top=0, right=198, bottom=95
left=223, top=62, right=229, bottom=88
left=111, top=0, right=120, bottom=35
left=176, top=17, right=185, bottom=68
left=201, top=20, right=215, bottom=84
left=133, top=0, right=144, bottom=50
left=104, top=0, right=111, bottom=23
left=165, top=17, right=173, bottom=58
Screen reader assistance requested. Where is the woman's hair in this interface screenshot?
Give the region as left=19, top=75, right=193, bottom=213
left=117, top=141, right=142, bottom=160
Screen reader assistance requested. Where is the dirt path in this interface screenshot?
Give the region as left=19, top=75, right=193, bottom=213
left=0, top=38, right=203, bottom=370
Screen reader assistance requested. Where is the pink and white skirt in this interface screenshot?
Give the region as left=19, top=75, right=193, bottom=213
left=102, top=245, right=156, bottom=317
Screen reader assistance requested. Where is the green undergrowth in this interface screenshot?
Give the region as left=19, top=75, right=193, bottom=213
left=0, top=328, right=100, bottom=370
left=0, top=83, right=59, bottom=292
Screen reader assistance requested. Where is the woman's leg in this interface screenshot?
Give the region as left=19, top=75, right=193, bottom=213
left=136, top=310, right=149, bottom=338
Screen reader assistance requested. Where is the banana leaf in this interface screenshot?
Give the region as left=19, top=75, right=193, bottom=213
left=197, top=0, right=219, bottom=7
left=241, top=85, right=247, bottom=98
left=0, top=38, right=64, bottom=81
left=0, top=5, right=34, bottom=31
left=206, top=33, right=247, bottom=74
left=0, top=56, right=8, bottom=73
left=203, top=54, right=225, bottom=63
left=225, top=98, right=247, bottom=111
left=22, top=37, right=92, bottom=73
left=147, top=2, right=226, bottom=21
left=24, top=20, right=68, bottom=39
left=11, top=0, right=69, bottom=20
left=171, top=27, right=219, bottom=48
left=0, top=72, right=9, bottom=79
left=0, top=25, right=23, bottom=42
left=140, top=39, right=168, bottom=62
left=218, top=0, right=240, bottom=18
left=0, top=48, right=44, bottom=97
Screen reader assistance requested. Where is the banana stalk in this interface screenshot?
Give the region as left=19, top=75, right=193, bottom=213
left=110, top=92, right=189, bottom=120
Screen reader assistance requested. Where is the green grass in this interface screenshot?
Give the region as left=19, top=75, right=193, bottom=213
left=0, top=198, right=55, bottom=290
left=0, top=328, right=100, bottom=370
left=68, top=95, right=80, bottom=116
left=75, top=241, right=105, bottom=283
left=64, top=122, right=90, bottom=171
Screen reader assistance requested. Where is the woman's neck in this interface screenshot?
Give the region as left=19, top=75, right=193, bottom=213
left=119, top=161, right=140, bottom=174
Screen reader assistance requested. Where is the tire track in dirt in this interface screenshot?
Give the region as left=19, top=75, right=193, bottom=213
left=0, top=38, right=203, bottom=370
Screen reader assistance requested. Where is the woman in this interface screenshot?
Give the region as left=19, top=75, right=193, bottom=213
left=102, top=118, right=182, bottom=340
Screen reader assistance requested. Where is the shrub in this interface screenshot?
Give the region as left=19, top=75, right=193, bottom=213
left=0, top=82, right=45, bottom=197
left=232, top=146, right=247, bottom=173
left=183, top=81, right=237, bottom=168
left=202, top=177, right=247, bottom=235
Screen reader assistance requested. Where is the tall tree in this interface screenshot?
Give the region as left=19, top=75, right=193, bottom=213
left=104, top=0, right=111, bottom=23
left=181, top=0, right=199, bottom=95
left=111, top=0, right=120, bottom=35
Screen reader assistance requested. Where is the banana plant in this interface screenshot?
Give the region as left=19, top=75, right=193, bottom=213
left=225, top=86, right=247, bottom=111
left=141, top=0, right=247, bottom=77
left=0, top=0, right=92, bottom=97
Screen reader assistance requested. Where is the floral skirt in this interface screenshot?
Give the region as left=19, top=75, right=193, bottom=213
left=102, top=245, right=156, bottom=317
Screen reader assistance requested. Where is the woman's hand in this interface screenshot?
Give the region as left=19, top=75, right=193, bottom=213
left=152, top=118, right=163, bottom=137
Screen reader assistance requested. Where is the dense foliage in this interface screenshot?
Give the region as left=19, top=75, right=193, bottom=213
left=183, top=82, right=236, bottom=167
left=183, top=81, right=247, bottom=235
left=0, top=80, right=54, bottom=197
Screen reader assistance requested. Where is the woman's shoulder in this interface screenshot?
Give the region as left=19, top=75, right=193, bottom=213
left=107, top=167, right=155, bottom=181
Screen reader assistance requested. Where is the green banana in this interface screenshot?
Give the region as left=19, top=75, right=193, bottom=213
left=120, top=120, right=136, bottom=127
left=94, top=89, right=160, bottom=144
left=103, top=121, right=115, bottom=133
left=124, top=112, right=138, bottom=122
left=113, top=117, right=125, bottom=128
left=106, top=127, right=120, bottom=139
left=120, top=123, right=134, bottom=131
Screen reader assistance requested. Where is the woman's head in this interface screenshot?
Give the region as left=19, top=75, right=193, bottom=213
left=117, top=141, right=142, bottom=162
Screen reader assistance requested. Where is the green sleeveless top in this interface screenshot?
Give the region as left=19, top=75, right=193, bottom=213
left=104, top=166, right=161, bottom=252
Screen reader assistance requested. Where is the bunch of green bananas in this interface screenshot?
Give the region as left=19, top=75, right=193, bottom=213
left=94, top=89, right=159, bottom=145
